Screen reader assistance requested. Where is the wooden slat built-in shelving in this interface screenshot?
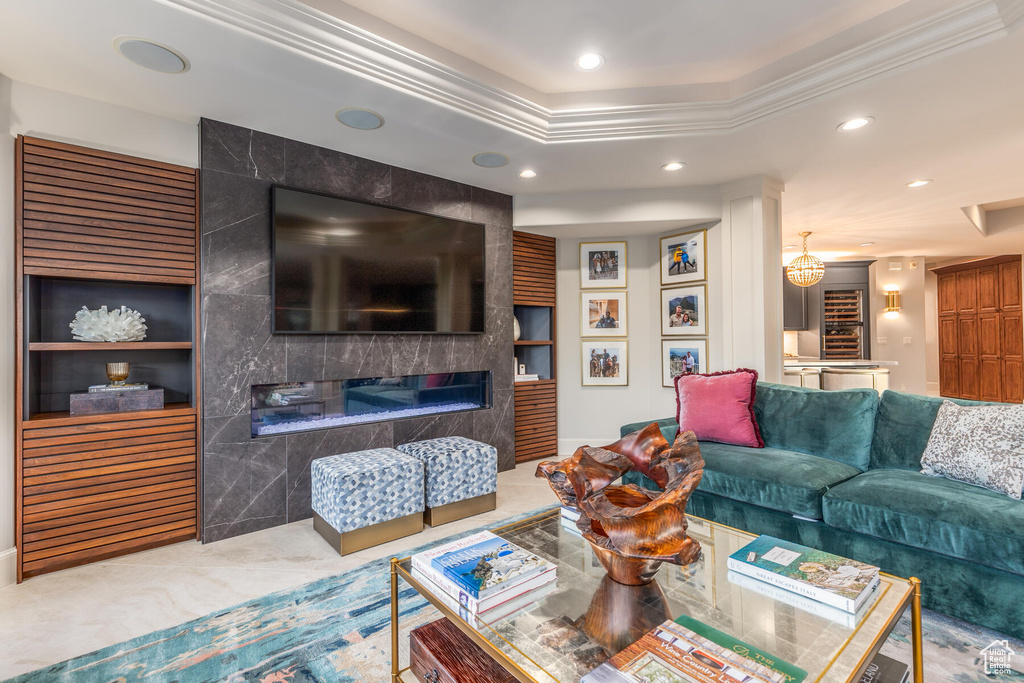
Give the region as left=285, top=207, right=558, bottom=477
left=20, top=136, right=197, bottom=285
left=512, top=231, right=557, bottom=463
left=15, top=135, right=201, bottom=582
left=20, top=411, right=198, bottom=578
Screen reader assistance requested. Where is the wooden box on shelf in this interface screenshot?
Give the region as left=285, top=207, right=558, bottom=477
left=410, top=617, right=515, bottom=683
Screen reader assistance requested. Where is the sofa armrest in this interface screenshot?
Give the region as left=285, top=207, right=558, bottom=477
left=620, top=417, right=678, bottom=442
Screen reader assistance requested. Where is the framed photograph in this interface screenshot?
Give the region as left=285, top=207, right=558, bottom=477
left=662, top=339, right=708, bottom=387
left=579, top=241, right=626, bottom=289
left=661, top=284, right=707, bottom=336
left=660, top=229, right=706, bottom=286
left=580, top=291, right=627, bottom=337
left=581, top=341, right=628, bottom=386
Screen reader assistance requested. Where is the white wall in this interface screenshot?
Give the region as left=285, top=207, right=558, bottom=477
left=0, top=81, right=198, bottom=585
left=868, top=257, right=928, bottom=394
left=0, top=74, right=14, bottom=586
left=9, top=81, right=198, bottom=167
left=554, top=223, right=723, bottom=453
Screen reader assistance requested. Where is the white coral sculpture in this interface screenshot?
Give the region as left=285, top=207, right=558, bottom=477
left=69, top=305, right=148, bottom=342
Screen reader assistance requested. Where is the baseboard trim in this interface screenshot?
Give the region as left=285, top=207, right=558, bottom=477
left=0, top=547, right=16, bottom=587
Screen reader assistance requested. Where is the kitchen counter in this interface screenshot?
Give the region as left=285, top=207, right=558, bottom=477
left=784, top=359, right=898, bottom=368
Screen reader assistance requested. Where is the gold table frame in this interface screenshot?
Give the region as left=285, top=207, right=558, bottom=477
left=389, top=510, right=924, bottom=683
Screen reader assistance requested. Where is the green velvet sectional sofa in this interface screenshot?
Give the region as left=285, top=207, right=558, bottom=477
left=620, top=383, right=1024, bottom=638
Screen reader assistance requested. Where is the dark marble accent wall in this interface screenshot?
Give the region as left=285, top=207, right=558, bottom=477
left=199, top=119, right=514, bottom=543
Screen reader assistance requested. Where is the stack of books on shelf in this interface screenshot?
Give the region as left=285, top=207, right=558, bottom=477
left=514, top=373, right=540, bottom=382
left=727, top=535, right=880, bottom=617
left=411, top=530, right=556, bottom=625
left=583, top=613, right=807, bottom=683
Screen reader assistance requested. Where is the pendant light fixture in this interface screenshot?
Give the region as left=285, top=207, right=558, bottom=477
left=786, top=232, right=825, bottom=287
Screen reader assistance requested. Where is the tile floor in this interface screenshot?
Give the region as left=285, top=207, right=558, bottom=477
left=0, top=463, right=559, bottom=680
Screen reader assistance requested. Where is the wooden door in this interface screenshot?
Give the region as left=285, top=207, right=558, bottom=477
left=937, top=274, right=957, bottom=315
left=957, top=315, right=980, bottom=400
left=935, top=256, right=1023, bottom=402
left=978, top=313, right=1002, bottom=401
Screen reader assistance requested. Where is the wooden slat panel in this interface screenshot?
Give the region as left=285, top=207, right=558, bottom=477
left=24, top=507, right=196, bottom=551
left=24, top=432, right=194, bottom=460
left=24, top=491, right=196, bottom=535
left=20, top=137, right=197, bottom=287
left=23, top=479, right=196, bottom=523
left=24, top=159, right=196, bottom=196
left=22, top=527, right=197, bottom=578
left=25, top=414, right=195, bottom=441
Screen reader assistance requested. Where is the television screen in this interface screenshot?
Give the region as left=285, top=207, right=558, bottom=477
left=272, top=186, right=485, bottom=334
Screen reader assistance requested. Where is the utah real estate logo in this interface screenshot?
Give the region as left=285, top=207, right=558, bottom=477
left=981, top=640, right=1015, bottom=675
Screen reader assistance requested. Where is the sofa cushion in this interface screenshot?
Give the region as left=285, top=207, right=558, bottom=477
left=691, top=441, right=861, bottom=519
left=675, top=369, right=763, bottom=448
left=754, top=383, right=878, bottom=470
left=870, top=390, right=996, bottom=470
left=823, top=469, right=1024, bottom=576
left=921, top=401, right=1024, bottom=499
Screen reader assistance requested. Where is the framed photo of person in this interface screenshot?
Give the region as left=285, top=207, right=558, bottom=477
left=581, top=340, right=628, bottom=386
left=661, top=284, right=707, bottom=336
left=660, top=229, right=706, bottom=286
left=579, top=241, right=627, bottom=289
left=580, top=290, right=627, bottom=337
left=662, top=339, right=708, bottom=387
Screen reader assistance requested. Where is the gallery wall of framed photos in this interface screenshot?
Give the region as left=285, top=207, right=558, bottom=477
left=578, top=241, right=628, bottom=386
left=659, top=229, right=710, bottom=387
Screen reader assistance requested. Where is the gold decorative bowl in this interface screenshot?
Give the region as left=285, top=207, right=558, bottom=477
left=106, top=362, right=130, bottom=386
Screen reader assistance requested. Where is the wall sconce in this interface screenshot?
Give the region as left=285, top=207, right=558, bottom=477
left=884, top=285, right=901, bottom=319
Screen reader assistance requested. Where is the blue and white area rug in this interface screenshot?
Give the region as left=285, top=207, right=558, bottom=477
left=8, top=507, right=1023, bottom=683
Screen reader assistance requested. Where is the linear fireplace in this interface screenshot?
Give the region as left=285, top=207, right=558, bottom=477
left=250, top=371, right=493, bottom=437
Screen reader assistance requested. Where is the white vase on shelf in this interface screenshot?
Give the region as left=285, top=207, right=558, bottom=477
left=513, top=316, right=521, bottom=341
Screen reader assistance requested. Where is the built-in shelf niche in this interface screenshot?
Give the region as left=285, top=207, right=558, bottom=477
left=22, top=275, right=197, bottom=419
left=514, top=304, right=554, bottom=380
left=26, top=276, right=194, bottom=344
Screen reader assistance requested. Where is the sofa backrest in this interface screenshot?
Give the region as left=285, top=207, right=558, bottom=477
left=869, top=390, right=993, bottom=470
left=755, top=382, right=878, bottom=470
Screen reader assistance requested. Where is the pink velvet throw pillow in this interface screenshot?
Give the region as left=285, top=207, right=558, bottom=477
left=674, top=369, right=763, bottom=448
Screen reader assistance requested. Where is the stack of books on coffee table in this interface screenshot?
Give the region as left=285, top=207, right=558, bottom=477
left=411, top=530, right=556, bottom=624
left=726, top=535, right=880, bottom=615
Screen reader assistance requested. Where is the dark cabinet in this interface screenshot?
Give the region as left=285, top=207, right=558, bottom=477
left=819, top=261, right=873, bottom=360
left=782, top=271, right=807, bottom=331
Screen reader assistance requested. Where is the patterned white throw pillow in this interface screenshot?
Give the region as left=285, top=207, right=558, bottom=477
left=920, top=401, right=1024, bottom=499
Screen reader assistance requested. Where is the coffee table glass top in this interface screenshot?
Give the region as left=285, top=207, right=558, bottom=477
left=396, top=509, right=913, bottom=683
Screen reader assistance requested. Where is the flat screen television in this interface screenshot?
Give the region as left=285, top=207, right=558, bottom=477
left=272, top=186, right=485, bottom=334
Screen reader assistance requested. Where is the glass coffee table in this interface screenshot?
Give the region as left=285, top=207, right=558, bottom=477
left=390, top=509, right=923, bottom=682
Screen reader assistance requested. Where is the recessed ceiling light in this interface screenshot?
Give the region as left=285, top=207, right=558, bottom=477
left=906, top=179, right=931, bottom=188
left=519, top=169, right=537, bottom=178
left=335, top=107, right=384, bottom=130
left=113, top=36, right=190, bottom=73
left=859, top=242, right=875, bottom=247
left=576, top=53, right=605, bottom=71
left=783, top=244, right=798, bottom=250
left=472, top=152, right=509, bottom=168
left=837, top=117, right=874, bottom=132
left=661, top=162, right=685, bottom=171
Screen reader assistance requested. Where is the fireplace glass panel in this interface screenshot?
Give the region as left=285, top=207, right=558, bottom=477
left=250, top=371, right=492, bottom=437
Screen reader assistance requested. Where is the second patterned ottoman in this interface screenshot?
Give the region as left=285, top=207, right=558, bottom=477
left=311, top=448, right=424, bottom=555
left=396, top=436, right=498, bottom=526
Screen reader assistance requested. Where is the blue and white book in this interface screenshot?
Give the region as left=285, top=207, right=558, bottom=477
left=429, top=531, right=553, bottom=600
left=727, top=535, right=880, bottom=613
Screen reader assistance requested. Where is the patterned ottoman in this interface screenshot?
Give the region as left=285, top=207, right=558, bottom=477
left=311, top=448, right=424, bottom=555
left=396, top=436, right=497, bottom=526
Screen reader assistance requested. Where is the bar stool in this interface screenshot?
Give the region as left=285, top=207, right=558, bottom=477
left=820, top=367, right=890, bottom=395
left=783, top=367, right=821, bottom=390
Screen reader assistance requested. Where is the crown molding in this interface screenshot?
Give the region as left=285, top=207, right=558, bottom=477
left=160, top=0, right=1016, bottom=143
